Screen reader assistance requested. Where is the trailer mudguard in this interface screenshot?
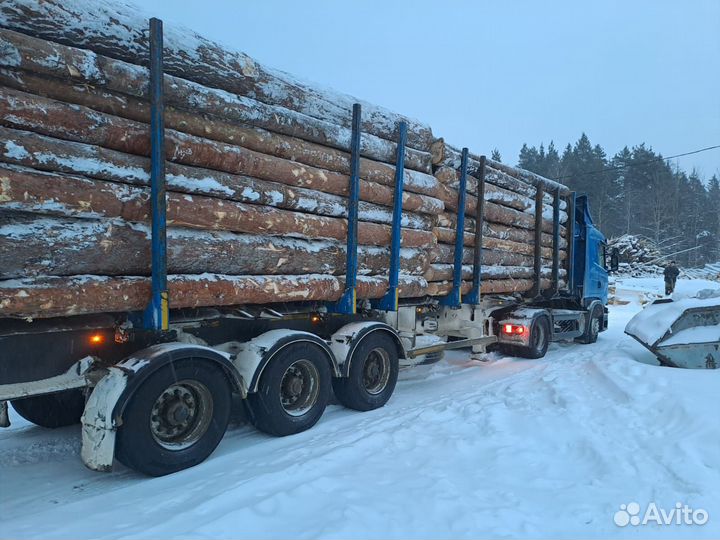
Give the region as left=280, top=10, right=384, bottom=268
left=235, top=330, right=339, bottom=393
left=81, top=343, right=242, bottom=472
left=330, top=322, right=406, bottom=377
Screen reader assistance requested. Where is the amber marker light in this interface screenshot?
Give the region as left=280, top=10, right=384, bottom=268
left=89, top=333, right=105, bottom=345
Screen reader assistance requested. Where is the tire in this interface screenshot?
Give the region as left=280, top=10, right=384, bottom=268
left=12, top=389, right=85, bottom=428
left=333, top=333, right=399, bottom=411
left=115, top=359, right=232, bottom=476
left=516, top=316, right=551, bottom=359
left=575, top=305, right=602, bottom=344
left=246, top=342, right=330, bottom=437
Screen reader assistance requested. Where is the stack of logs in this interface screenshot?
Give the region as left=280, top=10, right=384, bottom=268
left=0, top=0, right=568, bottom=319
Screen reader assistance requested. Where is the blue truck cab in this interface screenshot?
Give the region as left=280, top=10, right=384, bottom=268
left=572, top=194, right=609, bottom=307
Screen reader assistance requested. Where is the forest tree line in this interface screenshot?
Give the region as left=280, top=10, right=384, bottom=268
left=508, top=135, right=719, bottom=267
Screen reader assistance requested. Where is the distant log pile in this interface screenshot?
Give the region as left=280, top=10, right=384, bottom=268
left=0, top=0, right=569, bottom=319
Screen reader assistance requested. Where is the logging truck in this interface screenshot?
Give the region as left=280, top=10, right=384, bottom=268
left=0, top=7, right=615, bottom=476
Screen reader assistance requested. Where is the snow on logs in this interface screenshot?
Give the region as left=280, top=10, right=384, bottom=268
left=0, top=5, right=573, bottom=318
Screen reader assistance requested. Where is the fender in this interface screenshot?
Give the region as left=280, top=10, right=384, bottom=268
left=582, top=298, right=605, bottom=331
left=235, top=330, right=339, bottom=393
left=80, top=343, right=243, bottom=472
left=495, top=308, right=551, bottom=347
left=330, top=322, right=405, bottom=377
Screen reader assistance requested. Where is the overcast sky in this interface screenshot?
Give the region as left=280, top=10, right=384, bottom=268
left=144, top=0, right=720, bottom=180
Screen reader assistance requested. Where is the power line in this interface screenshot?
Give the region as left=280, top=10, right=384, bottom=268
left=553, top=144, right=720, bottom=181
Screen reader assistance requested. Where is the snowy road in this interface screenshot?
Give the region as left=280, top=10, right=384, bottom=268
left=1, top=278, right=719, bottom=538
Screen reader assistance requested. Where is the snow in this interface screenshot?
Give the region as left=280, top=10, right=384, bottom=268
left=661, top=325, right=720, bottom=346
left=625, top=295, right=720, bottom=346
left=1, top=277, right=719, bottom=538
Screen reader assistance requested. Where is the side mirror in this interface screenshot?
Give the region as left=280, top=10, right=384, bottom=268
left=610, top=248, right=620, bottom=272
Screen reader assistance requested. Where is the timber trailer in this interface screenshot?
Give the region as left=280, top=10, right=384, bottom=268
left=0, top=18, right=613, bottom=476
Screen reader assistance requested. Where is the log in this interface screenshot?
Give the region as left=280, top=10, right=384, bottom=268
left=0, top=5, right=435, bottom=151
left=0, top=216, right=430, bottom=279
left=423, top=264, right=567, bottom=282
left=428, top=245, right=535, bottom=267
left=431, top=139, right=569, bottom=196
left=436, top=181, right=567, bottom=232
left=437, top=212, right=567, bottom=243
left=426, top=279, right=563, bottom=297
left=0, top=272, right=564, bottom=319
left=0, top=164, right=436, bottom=248
left=435, top=166, right=568, bottom=220
left=0, top=67, right=441, bottom=200
left=0, top=29, right=432, bottom=172
left=0, top=127, right=434, bottom=231
left=432, top=228, right=563, bottom=260
left=0, top=273, right=439, bottom=319
left=0, top=88, right=443, bottom=215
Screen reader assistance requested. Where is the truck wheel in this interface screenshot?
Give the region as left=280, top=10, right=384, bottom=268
left=115, top=359, right=232, bottom=476
left=516, top=317, right=551, bottom=359
left=246, top=342, right=330, bottom=437
left=575, top=306, right=602, bottom=344
left=11, top=389, right=86, bottom=428
left=333, top=333, right=399, bottom=411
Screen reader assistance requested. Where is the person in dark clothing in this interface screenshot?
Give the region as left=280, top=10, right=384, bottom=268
left=664, top=261, right=680, bottom=295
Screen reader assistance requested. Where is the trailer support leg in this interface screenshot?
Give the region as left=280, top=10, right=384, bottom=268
left=440, top=148, right=469, bottom=308
left=373, top=121, right=407, bottom=311
left=330, top=103, right=362, bottom=314
left=143, top=17, right=169, bottom=331
left=464, top=155, right=486, bottom=305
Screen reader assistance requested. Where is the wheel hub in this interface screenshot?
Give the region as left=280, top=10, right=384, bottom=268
left=362, top=349, right=390, bottom=395
left=150, top=380, right=213, bottom=450
left=280, top=360, right=319, bottom=417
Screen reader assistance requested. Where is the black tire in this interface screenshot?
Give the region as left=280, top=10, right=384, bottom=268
left=246, top=342, right=330, bottom=437
left=11, top=389, right=85, bottom=428
left=575, top=305, right=602, bottom=344
left=516, top=317, right=551, bottom=359
left=333, top=333, right=399, bottom=411
left=115, top=359, right=232, bottom=476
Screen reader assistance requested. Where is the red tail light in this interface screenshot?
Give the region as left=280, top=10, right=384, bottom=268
left=503, top=324, right=526, bottom=335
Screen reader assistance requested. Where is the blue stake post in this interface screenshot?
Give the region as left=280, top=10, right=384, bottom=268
left=551, top=187, right=561, bottom=295
left=464, top=155, right=486, bottom=305
left=143, top=17, right=169, bottom=331
left=372, top=122, right=407, bottom=311
left=330, top=104, right=362, bottom=314
left=440, top=148, right=469, bottom=308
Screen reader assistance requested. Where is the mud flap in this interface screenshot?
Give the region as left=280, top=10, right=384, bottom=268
left=80, top=368, right=129, bottom=472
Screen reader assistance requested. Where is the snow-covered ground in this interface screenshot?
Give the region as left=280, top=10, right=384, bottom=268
left=1, top=277, right=719, bottom=539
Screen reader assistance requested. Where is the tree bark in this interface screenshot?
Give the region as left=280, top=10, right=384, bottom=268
left=0, top=273, right=564, bottom=319
left=423, top=264, right=567, bottom=281
left=0, top=6, right=435, bottom=151
left=0, top=67, right=441, bottom=199
left=0, top=88, right=443, bottom=215
left=428, top=245, right=535, bottom=267
left=0, top=164, right=436, bottom=248
left=0, top=216, right=430, bottom=279
left=0, top=29, right=432, bottom=171
left=431, top=139, right=569, bottom=196
left=425, top=279, right=561, bottom=297
left=0, top=126, right=434, bottom=231
left=437, top=212, right=567, bottom=242
left=432, top=228, right=564, bottom=260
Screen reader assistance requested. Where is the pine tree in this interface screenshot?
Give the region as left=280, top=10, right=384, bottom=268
left=491, top=148, right=502, bottom=162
